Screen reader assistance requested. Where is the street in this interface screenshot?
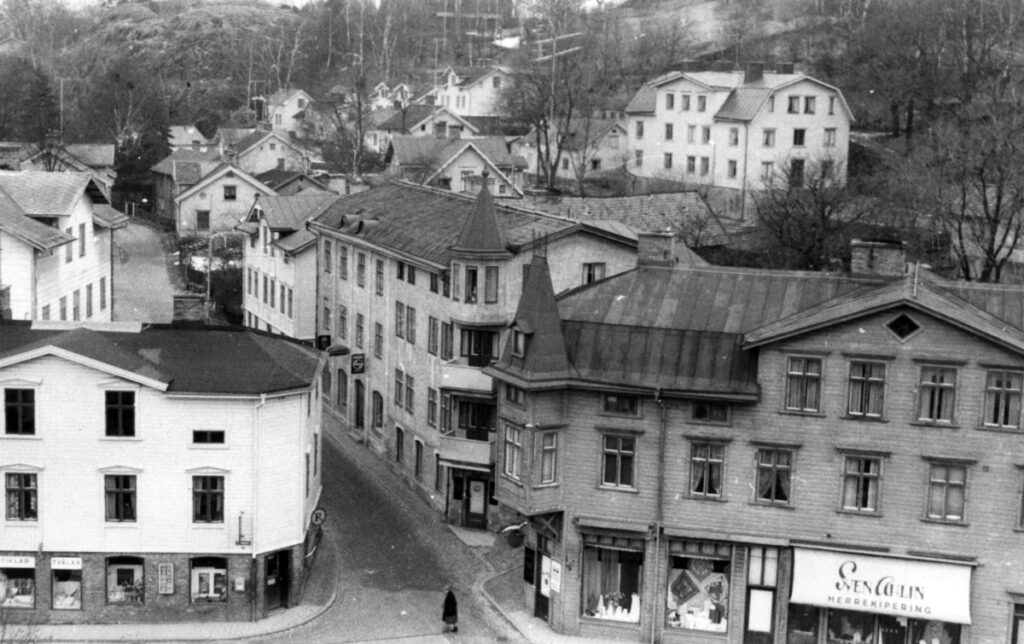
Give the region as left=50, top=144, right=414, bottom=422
left=112, top=220, right=181, bottom=323
left=253, top=430, right=525, bottom=644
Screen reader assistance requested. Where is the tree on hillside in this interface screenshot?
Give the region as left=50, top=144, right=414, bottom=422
left=0, top=55, right=57, bottom=141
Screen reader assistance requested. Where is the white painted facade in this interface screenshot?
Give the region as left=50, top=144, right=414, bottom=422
left=267, top=90, right=314, bottom=140
left=236, top=133, right=311, bottom=177
left=176, top=168, right=274, bottom=237
left=436, top=67, right=510, bottom=117
left=243, top=220, right=317, bottom=340
left=0, top=351, right=320, bottom=557
left=2, top=192, right=114, bottom=323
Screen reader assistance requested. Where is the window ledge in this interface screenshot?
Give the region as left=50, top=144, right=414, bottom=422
left=0, top=434, right=41, bottom=440
left=778, top=410, right=825, bottom=418
left=501, top=474, right=523, bottom=488
left=749, top=501, right=796, bottom=510
left=191, top=523, right=226, bottom=529
left=975, top=425, right=1024, bottom=435
left=909, top=421, right=960, bottom=429
left=533, top=482, right=559, bottom=490
left=189, top=445, right=230, bottom=450
left=4, top=520, right=39, bottom=526
left=687, top=420, right=732, bottom=428
left=836, top=510, right=884, bottom=518
left=597, top=484, right=639, bottom=495
left=686, top=495, right=726, bottom=503
left=920, top=518, right=968, bottom=528
left=103, top=522, right=139, bottom=528
left=579, top=616, right=641, bottom=628
left=841, top=415, right=888, bottom=423
left=99, top=437, right=142, bottom=442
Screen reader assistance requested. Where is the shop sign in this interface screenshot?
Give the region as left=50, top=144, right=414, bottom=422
left=790, top=548, right=972, bottom=624
left=351, top=353, right=365, bottom=374
left=549, top=561, right=561, bottom=594
left=0, top=555, right=35, bottom=568
left=50, top=557, right=82, bottom=570
left=540, top=555, right=551, bottom=598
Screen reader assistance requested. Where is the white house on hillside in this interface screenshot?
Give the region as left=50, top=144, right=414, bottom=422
left=238, top=192, right=341, bottom=339
left=434, top=66, right=511, bottom=117
left=265, top=88, right=315, bottom=140
left=0, top=172, right=125, bottom=322
left=0, top=321, right=322, bottom=623
left=626, top=65, right=853, bottom=218
left=174, top=164, right=274, bottom=237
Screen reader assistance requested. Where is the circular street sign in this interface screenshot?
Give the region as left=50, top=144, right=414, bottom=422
left=311, top=508, right=327, bottom=525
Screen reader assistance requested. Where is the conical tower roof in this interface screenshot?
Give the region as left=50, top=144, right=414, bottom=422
left=502, top=252, right=571, bottom=377
left=450, top=176, right=511, bottom=258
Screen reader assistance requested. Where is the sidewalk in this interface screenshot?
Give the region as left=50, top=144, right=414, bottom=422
left=34, top=530, right=339, bottom=642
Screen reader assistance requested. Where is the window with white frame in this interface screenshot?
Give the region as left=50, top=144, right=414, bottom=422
left=840, top=454, right=882, bottom=513
left=5, top=472, right=37, bottom=520
left=848, top=361, right=885, bottom=418
left=540, top=431, right=558, bottom=484
left=583, top=545, right=643, bottom=622
left=601, top=435, right=635, bottom=488
left=4, top=389, right=34, bottom=435
left=824, top=127, right=837, bottom=147
left=106, top=556, right=144, bottom=604
left=785, top=357, right=821, bottom=412
left=754, top=448, right=792, bottom=505
left=192, top=476, right=224, bottom=523
left=503, top=423, right=522, bottom=479
left=918, top=366, right=956, bottom=423
left=666, top=543, right=730, bottom=631
left=925, top=461, right=967, bottom=523
left=104, top=475, right=136, bottom=522
left=984, top=370, right=1021, bottom=429
left=689, top=443, right=724, bottom=499
left=190, top=557, right=226, bottom=602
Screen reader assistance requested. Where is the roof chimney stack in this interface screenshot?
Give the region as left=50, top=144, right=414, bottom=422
left=850, top=239, right=907, bottom=277
left=637, top=231, right=678, bottom=268
left=744, top=62, right=764, bottom=84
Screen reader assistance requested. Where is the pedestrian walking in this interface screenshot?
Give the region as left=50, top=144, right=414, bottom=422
left=442, top=585, right=458, bottom=633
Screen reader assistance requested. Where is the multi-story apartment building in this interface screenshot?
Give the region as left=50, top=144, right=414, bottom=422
left=626, top=65, right=852, bottom=219
left=0, top=321, right=323, bottom=623
left=307, top=181, right=638, bottom=529
left=0, top=172, right=123, bottom=322
left=486, top=238, right=1024, bottom=644
left=239, top=192, right=342, bottom=339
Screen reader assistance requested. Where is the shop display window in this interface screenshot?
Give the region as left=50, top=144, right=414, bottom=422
left=666, top=555, right=729, bottom=632
left=788, top=604, right=820, bottom=644
left=52, top=569, right=81, bottom=609
left=819, top=608, right=960, bottom=644
left=0, top=568, right=34, bottom=608
left=106, top=556, right=144, bottom=604
left=581, top=546, right=642, bottom=623
left=190, top=557, right=227, bottom=602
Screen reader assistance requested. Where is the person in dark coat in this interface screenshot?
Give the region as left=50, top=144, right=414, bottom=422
left=442, top=585, right=458, bottom=633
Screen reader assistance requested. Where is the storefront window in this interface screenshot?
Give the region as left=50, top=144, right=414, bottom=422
left=820, top=609, right=960, bottom=644
left=581, top=546, right=642, bottom=623
left=827, top=608, right=875, bottom=642
left=190, top=557, right=227, bottom=602
left=107, top=556, right=144, bottom=604
left=909, top=620, right=960, bottom=644
left=666, top=555, right=729, bottom=632
left=788, top=604, right=820, bottom=644
left=0, top=568, right=34, bottom=608
left=52, top=569, right=82, bottom=609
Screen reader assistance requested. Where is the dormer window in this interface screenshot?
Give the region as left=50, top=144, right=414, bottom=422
left=511, top=329, right=525, bottom=357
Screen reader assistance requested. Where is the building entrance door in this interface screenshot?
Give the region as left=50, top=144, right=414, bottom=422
left=265, top=550, right=289, bottom=611
left=463, top=477, right=487, bottom=529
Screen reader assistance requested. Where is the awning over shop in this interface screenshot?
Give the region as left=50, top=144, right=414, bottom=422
left=790, top=548, right=972, bottom=625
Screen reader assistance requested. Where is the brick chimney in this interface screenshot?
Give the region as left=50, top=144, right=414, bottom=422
left=850, top=239, right=906, bottom=277
left=744, top=62, right=764, bottom=84
left=637, top=231, right=677, bottom=267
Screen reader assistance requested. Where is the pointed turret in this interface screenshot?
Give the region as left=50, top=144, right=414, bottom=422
left=500, top=252, right=571, bottom=378
left=450, top=173, right=511, bottom=259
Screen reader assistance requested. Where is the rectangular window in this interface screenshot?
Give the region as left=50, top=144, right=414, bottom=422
left=465, top=266, right=478, bottom=303
left=540, top=431, right=558, bottom=484
left=697, top=95, right=706, bottom=112
left=681, top=94, right=691, bottom=111
left=459, top=329, right=498, bottom=367
left=395, top=427, right=404, bottom=463
left=5, top=389, right=34, bottom=435
left=323, top=240, right=333, bottom=273
left=405, top=374, right=414, bottom=413
left=105, top=391, right=135, bottom=437
left=984, top=370, right=1021, bottom=428
left=395, top=302, right=405, bottom=338
left=65, top=227, right=73, bottom=262
left=408, top=263, right=417, bottom=283
left=690, top=443, right=724, bottom=498
left=635, top=149, right=643, bottom=167
left=848, top=361, right=885, bottom=418
left=824, top=127, right=837, bottom=147
left=918, top=366, right=956, bottom=423
left=583, top=262, right=607, bottom=284
left=793, top=128, right=806, bottom=147
left=406, top=306, right=416, bottom=344
left=506, top=384, right=525, bottom=405
left=357, top=253, right=366, bottom=287
left=223, top=185, right=236, bottom=200
left=790, top=159, right=805, bottom=188
left=441, top=322, right=454, bottom=360
left=635, top=121, right=644, bottom=139
left=727, top=159, right=737, bottom=178
left=375, top=259, right=384, bottom=295
left=603, top=393, right=638, bottom=415
left=72, top=290, right=80, bottom=321
left=59, top=296, right=67, bottom=320
left=458, top=401, right=495, bottom=439
left=5, top=473, right=37, bottom=520
left=728, top=127, right=739, bottom=146
left=338, top=245, right=348, bottom=279
left=430, top=273, right=439, bottom=293
left=692, top=402, right=729, bottom=423
left=601, top=435, right=635, bottom=488
left=804, top=96, right=816, bottom=114
left=584, top=547, right=643, bottom=622
left=41, top=305, right=50, bottom=320
left=322, top=298, right=331, bottom=332
left=269, top=278, right=275, bottom=308
left=829, top=96, right=836, bottom=115
left=192, top=430, right=225, bottom=444
left=263, top=276, right=268, bottom=303
left=841, top=455, right=881, bottom=513
left=701, top=126, right=710, bottom=143
left=763, top=129, right=775, bottom=147
left=664, top=153, right=673, bottom=169
left=699, top=157, right=709, bottom=176
left=427, top=388, right=438, bottom=427
left=503, top=423, right=522, bottom=479
left=337, top=370, right=347, bottom=413
left=414, top=440, right=423, bottom=478
left=287, top=289, right=293, bottom=317
left=665, top=92, right=675, bottom=110
left=428, top=317, right=439, bottom=355
left=788, top=96, right=799, bottom=114
left=665, top=123, right=674, bottom=140
left=196, top=210, right=210, bottom=231
left=192, top=476, right=224, bottom=522
left=79, top=223, right=86, bottom=257
left=0, top=567, right=34, bottom=608
left=280, top=284, right=286, bottom=314
left=52, top=567, right=81, bottom=609
left=667, top=550, right=729, bottom=631
left=369, top=322, right=381, bottom=358
left=755, top=449, right=792, bottom=505
left=687, top=124, right=696, bottom=143
left=100, top=277, right=107, bottom=309
left=686, top=156, right=696, bottom=174
left=785, top=357, right=821, bottom=412
left=761, top=161, right=774, bottom=180
left=394, top=369, right=404, bottom=408
left=355, top=313, right=365, bottom=348
left=440, top=393, right=452, bottom=433
left=105, top=475, right=136, bottom=522
left=926, top=463, right=966, bottom=522
left=484, top=266, right=498, bottom=303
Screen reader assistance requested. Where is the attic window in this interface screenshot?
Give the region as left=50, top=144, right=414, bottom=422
left=511, top=329, right=525, bottom=357
left=887, top=314, right=920, bottom=341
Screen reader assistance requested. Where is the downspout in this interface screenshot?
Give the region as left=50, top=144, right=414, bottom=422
left=251, top=392, right=267, bottom=620
left=741, top=122, right=751, bottom=222
left=651, top=388, right=666, bottom=644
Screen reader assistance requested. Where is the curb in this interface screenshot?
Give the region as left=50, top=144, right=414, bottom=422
left=217, top=588, right=340, bottom=643
left=478, top=566, right=533, bottom=643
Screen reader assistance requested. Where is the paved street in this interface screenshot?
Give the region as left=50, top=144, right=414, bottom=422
left=252, top=429, right=525, bottom=644
left=112, top=220, right=182, bottom=323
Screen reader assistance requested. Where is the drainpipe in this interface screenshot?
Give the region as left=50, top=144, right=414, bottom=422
left=651, top=388, right=666, bottom=644
left=251, top=392, right=267, bottom=620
